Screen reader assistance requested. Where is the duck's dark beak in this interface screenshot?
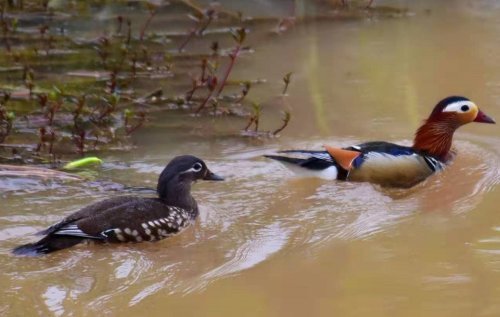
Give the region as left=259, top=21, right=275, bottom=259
left=203, top=170, right=224, bottom=181
left=474, top=110, right=496, bottom=124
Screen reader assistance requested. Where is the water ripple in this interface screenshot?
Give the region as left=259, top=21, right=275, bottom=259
left=1, top=136, right=499, bottom=310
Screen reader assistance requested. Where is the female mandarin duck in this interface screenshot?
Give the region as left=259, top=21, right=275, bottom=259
left=13, top=155, right=223, bottom=255
left=266, top=96, right=495, bottom=188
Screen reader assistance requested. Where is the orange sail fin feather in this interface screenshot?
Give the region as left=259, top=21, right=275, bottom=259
left=324, top=145, right=361, bottom=170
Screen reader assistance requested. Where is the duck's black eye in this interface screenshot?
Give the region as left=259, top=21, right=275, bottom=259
left=192, top=162, right=203, bottom=172
left=461, top=105, right=470, bottom=112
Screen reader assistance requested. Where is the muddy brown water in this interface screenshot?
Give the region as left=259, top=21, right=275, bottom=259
left=1, top=1, right=500, bottom=316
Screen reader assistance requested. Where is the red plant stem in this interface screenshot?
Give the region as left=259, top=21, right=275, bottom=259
left=98, top=104, right=114, bottom=121
left=235, top=84, right=250, bottom=103
left=48, top=130, right=55, bottom=154
left=185, top=82, right=201, bottom=102
left=195, top=90, right=213, bottom=114
left=48, top=104, right=58, bottom=126
left=273, top=112, right=291, bottom=135
left=178, top=16, right=213, bottom=52
left=126, top=20, right=132, bottom=46
left=197, top=15, right=213, bottom=36
left=178, top=29, right=196, bottom=52
left=116, top=16, right=123, bottom=34
left=243, top=117, right=255, bottom=131
left=200, top=58, right=207, bottom=81
left=126, top=119, right=145, bottom=135
left=185, top=59, right=209, bottom=101
left=139, top=9, right=157, bottom=42
left=215, top=45, right=240, bottom=97
left=2, top=25, right=10, bottom=52
left=93, top=134, right=99, bottom=150
left=273, top=118, right=290, bottom=135
left=196, top=45, right=240, bottom=114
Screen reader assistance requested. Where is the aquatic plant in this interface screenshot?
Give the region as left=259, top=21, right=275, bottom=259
left=242, top=72, right=293, bottom=137
left=194, top=27, right=247, bottom=114
left=0, top=0, right=403, bottom=163
left=282, top=72, right=292, bottom=95
left=139, top=2, right=158, bottom=43
left=216, top=27, right=246, bottom=98
left=178, top=5, right=217, bottom=52
left=22, top=65, right=34, bottom=96
left=235, top=81, right=251, bottom=103
left=0, top=92, right=14, bottom=143
left=124, top=108, right=146, bottom=136
left=273, top=111, right=291, bottom=136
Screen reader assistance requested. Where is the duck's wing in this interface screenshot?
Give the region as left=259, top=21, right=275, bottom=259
left=344, top=141, right=444, bottom=187
left=13, top=198, right=192, bottom=255
left=13, top=197, right=136, bottom=255
left=346, top=141, right=444, bottom=171
left=36, top=196, right=137, bottom=237
left=265, top=150, right=334, bottom=168
left=46, top=198, right=192, bottom=242
left=265, top=150, right=347, bottom=180
left=76, top=199, right=193, bottom=243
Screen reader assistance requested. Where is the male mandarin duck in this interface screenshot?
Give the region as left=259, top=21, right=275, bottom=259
left=13, top=155, right=223, bottom=255
left=266, top=96, right=495, bottom=188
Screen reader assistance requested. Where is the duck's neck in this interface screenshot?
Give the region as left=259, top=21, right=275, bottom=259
left=413, top=119, right=459, bottom=162
left=158, top=179, right=198, bottom=217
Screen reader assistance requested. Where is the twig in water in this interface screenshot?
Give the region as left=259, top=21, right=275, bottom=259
left=282, top=72, right=292, bottom=95
left=140, top=2, right=158, bottom=42
left=116, top=15, right=123, bottom=35
left=73, top=130, right=85, bottom=156
left=235, top=82, right=251, bottom=103
left=124, top=109, right=146, bottom=136
left=126, top=18, right=132, bottom=46
left=252, top=102, right=261, bottom=132
left=214, top=28, right=246, bottom=98
left=195, top=75, right=217, bottom=114
left=0, top=93, right=14, bottom=143
left=178, top=7, right=216, bottom=52
left=273, top=111, right=291, bottom=135
left=243, top=116, right=255, bottom=131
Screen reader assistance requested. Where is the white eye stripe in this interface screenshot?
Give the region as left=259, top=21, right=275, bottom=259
left=181, top=162, right=203, bottom=174
left=443, top=101, right=476, bottom=113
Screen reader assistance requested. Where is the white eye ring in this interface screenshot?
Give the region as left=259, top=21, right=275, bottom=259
left=192, top=162, right=203, bottom=172
left=443, top=101, right=475, bottom=113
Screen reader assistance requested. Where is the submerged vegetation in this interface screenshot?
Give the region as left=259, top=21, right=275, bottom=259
left=0, top=0, right=407, bottom=166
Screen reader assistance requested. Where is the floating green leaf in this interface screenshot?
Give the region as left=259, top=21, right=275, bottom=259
left=63, top=157, right=103, bottom=170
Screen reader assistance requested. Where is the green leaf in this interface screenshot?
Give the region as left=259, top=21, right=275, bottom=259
left=6, top=111, right=15, bottom=121
left=63, top=157, right=103, bottom=170
left=231, top=28, right=247, bottom=44
left=124, top=108, right=133, bottom=118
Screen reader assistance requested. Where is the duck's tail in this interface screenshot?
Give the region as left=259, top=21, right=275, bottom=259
left=265, top=150, right=345, bottom=180
left=12, top=235, right=84, bottom=256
